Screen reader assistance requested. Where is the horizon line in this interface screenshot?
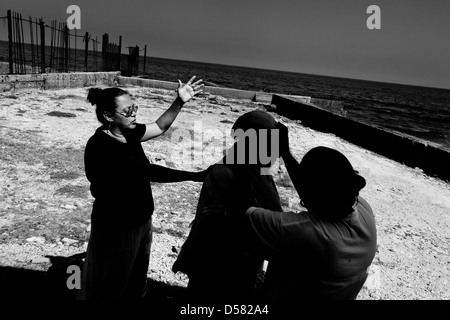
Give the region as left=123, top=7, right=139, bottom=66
left=0, top=39, right=448, bottom=91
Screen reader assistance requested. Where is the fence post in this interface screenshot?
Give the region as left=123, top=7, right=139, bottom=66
left=7, top=10, right=13, bottom=74
left=39, top=18, right=46, bottom=73
left=143, top=44, right=147, bottom=74
left=84, top=32, right=89, bottom=72
left=20, top=14, right=26, bottom=74
left=29, top=16, right=35, bottom=73
left=118, top=35, right=122, bottom=71
left=64, top=25, right=69, bottom=72
left=135, top=45, right=139, bottom=76
left=102, top=33, right=108, bottom=71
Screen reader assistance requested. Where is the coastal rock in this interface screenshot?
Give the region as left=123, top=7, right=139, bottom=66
left=31, top=256, right=50, bottom=264
left=26, top=236, right=46, bottom=244
left=209, top=96, right=229, bottom=106
left=73, top=201, right=83, bottom=208
left=148, top=152, right=167, bottom=166
left=61, top=204, right=77, bottom=210
left=62, top=238, right=78, bottom=245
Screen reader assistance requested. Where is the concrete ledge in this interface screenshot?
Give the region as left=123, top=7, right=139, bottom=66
left=116, top=76, right=179, bottom=91
left=0, top=72, right=120, bottom=91
left=206, top=86, right=256, bottom=100
left=254, top=92, right=273, bottom=104
left=117, top=76, right=258, bottom=100
left=44, top=72, right=120, bottom=89
left=272, top=94, right=450, bottom=182
left=116, top=76, right=316, bottom=103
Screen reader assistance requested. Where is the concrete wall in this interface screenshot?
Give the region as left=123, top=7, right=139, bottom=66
left=272, top=94, right=450, bottom=182
left=116, top=76, right=257, bottom=100
left=0, top=72, right=119, bottom=92
left=116, top=76, right=313, bottom=103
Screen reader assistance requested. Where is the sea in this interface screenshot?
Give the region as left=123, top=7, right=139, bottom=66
left=143, top=57, right=450, bottom=151
left=1, top=40, right=449, bottom=150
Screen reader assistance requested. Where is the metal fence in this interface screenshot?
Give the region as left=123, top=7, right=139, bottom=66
left=0, top=10, right=147, bottom=76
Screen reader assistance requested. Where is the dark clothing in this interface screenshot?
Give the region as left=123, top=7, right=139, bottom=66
left=84, top=124, right=199, bottom=230
left=245, top=197, right=377, bottom=300
left=81, top=124, right=200, bottom=300
left=84, top=124, right=153, bottom=230
left=172, top=163, right=282, bottom=301
left=78, top=218, right=152, bottom=300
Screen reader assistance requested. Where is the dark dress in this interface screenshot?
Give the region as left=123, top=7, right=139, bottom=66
left=79, top=124, right=199, bottom=300
left=172, top=161, right=282, bottom=301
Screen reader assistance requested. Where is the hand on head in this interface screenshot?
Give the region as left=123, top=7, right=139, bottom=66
left=177, top=76, right=204, bottom=103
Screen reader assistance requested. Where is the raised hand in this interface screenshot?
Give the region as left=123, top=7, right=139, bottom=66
left=177, top=76, right=204, bottom=103
left=276, top=121, right=290, bottom=157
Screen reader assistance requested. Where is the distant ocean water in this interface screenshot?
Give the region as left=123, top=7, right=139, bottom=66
left=144, top=57, right=450, bottom=151
left=0, top=39, right=449, bottom=151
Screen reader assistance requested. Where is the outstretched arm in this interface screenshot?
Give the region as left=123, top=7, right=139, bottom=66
left=277, top=122, right=303, bottom=195
left=147, top=163, right=213, bottom=183
left=141, top=76, right=204, bottom=142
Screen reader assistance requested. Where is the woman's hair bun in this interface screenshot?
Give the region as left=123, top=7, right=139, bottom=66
left=87, top=88, right=103, bottom=106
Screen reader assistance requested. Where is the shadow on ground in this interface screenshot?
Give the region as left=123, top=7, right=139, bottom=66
left=0, top=254, right=187, bottom=300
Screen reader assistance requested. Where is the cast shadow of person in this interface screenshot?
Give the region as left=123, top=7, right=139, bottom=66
left=0, top=252, right=187, bottom=301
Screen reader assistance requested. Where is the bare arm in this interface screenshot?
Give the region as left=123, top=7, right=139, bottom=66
left=147, top=163, right=213, bottom=183
left=140, top=76, right=204, bottom=142
left=277, top=122, right=303, bottom=195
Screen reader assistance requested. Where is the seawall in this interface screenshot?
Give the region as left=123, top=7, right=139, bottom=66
left=0, top=72, right=119, bottom=91
left=115, top=76, right=313, bottom=103
left=271, top=94, right=450, bottom=182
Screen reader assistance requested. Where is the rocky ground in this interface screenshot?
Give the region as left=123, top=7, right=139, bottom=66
left=0, top=84, right=449, bottom=300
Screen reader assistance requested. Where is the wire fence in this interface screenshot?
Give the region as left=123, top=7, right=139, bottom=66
left=0, top=10, right=148, bottom=76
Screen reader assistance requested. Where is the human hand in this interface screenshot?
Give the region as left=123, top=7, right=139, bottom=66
left=276, top=121, right=290, bottom=157
left=177, top=76, right=204, bottom=103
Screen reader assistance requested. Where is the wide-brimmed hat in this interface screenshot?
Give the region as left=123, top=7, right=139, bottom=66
left=299, top=146, right=366, bottom=191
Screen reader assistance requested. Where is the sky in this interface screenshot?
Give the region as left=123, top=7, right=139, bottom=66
left=1, top=0, right=449, bottom=89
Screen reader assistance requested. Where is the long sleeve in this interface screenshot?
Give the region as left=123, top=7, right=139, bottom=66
left=245, top=207, right=289, bottom=260
left=281, top=151, right=303, bottom=198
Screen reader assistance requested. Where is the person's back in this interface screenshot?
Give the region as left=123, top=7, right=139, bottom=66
left=247, top=196, right=376, bottom=300
left=173, top=164, right=281, bottom=300
left=172, top=111, right=283, bottom=301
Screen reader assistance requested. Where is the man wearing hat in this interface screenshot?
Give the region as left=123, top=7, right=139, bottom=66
left=244, top=122, right=377, bottom=300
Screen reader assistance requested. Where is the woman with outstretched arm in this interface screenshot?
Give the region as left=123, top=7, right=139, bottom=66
left=78, top=77, right=209, bottom=300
